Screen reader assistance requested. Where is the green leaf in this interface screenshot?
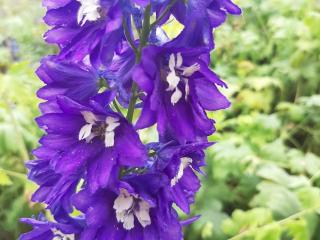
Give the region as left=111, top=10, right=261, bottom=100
left=260, top=140, right=288, bottom=163
left=295, top=187, right=320, bottom=209
left=299, top=95, right=320, bottom=107
left=0, top=170, right=13, bottom=186
left=257, top=164, right=310, bottom=189
left=254, top=225, right=282, bottom=240
left=288, top=152, right=320, bottom=176
left=304, top=153, right=320, bottom=176
left=222, top=208, right=273, bottom=236
left=285, top=219, right=310, bottom=240
left=250, top=182, right=302, bottom=219
left=193, top=199, right=229, bottom=239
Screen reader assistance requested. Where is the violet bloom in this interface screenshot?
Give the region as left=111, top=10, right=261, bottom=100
left=133, top=45, right=230, bottom=143
left=155, top=0, right=241, bottom=48
left=20, top=0, right=241, bottom=238
left=35, top=94, right=147, bottom=193
left=72, top=174, right=183, bottom=240
left=26, top=155, right=80, bottom=217
left=149, top=141, right=212, bottom=214
left=103, top=44, right=136, bottom=107
left=103, top=30, right=170, bottom=108
left=20, top=213, right=81, bottom=240
left=36, top=56, right=100, bottom=114
left=43, top=0, right=125, bottom=66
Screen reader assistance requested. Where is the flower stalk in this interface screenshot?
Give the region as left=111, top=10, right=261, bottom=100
left=20, top=0, right=242, bottom=239
left=126, top=4, right=151, bottom=123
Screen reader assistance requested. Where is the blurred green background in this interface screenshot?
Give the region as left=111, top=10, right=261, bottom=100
left=0, top=0, right=320, bottom=239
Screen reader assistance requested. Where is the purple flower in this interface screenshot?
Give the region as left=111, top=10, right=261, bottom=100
left=21, top=0, right=241, bottom=238
left=35, top=94, right=147, bottom=194
left=72, top=174, right=183, bottom=240
left=102, top=27, right=171, bottom=108
left=43, top=0, right=125, bottom=66
left=149, top=141, right=212, bottom=214
left=19, top=213, right=82, bottom=240
left=36, top=56, right=100, bottom=114
left=133, top=45, right=230, bottom=143
left=155, top=0, right=241, bottom=48
left=26, top=156, right=80, bottom=217
left=103, top=44, right=136, bottom=107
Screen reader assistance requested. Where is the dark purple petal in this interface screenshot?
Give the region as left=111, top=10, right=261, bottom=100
left=44, top=27, right=80, bottom=45
left=115, top=122, right=147, bottom=167
left=87, top=149, right=115, bottom=193
left=195, top=78, right=231, bottom=110
left=135, top=99, right=157, bottom=129
left=42, top=0, right=72, bottom=9
left=36, top=113, right=84, bottom=135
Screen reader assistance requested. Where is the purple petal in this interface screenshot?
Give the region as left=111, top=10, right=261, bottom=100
left=195, top=78, right=231, bottom=110
left=87, top=149, right=115, bottom=193
left=36, top=113, right=84, bottom=135
left=115, top=122, right=147, bottom=167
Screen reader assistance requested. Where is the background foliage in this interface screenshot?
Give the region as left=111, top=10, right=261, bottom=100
left=0, top=0, right=319, bottom=239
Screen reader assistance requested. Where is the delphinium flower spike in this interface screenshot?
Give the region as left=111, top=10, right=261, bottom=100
left=20, top=0, right=241, bottom=239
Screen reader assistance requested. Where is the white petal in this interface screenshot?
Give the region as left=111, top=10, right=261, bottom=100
left=176, top=52, right=183, bottom=68
left=182, top=63, right=200, bottom=77
left=134, top=201, right=151, bottom=228
left=77, top=6, right=85, bottom=24
left=123, top=213, right=135, bottom=230
left=184, top=78, right=190, bottom=100
left=83, top=55, right=91, bottom=65
left=168, top=53, right=176, bottom=72
left=166, top=72, right=180, bottom=91
left=85, top=133, right=96, bottom=143
left=106, top=116, right=118, bottom=124
left=171, top=157, right=193, bottom=186
left=113, top=189, right=134, bottom=213
left=181, top=157, right=193, bottom=168
left=52, top=229, right=75, bottom=240
left=104, top=131, right=115, bottom=147
left=81, top=111, right=97, bottom=124
left=116, top=210, right=126, bottom=223
left=79, top=124, right=93, bottom=141
left=77, top=0, right=101, bottom=25
left=85, top=9, right=100, bottom=22
left=106, top=117, right=120, bottom=131
left=171, top=88, right=182, bottom=105
left=106, top=122, right=120, bottom=132
left=121, top=188, right=131, bottom=197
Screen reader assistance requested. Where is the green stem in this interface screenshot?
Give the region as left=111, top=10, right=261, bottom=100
left=113, top=100, right=124, bottom=117
left=123, top=19, right=138, bottom=54
left=126, top=4, right=151, bottom=123
left=126, top=0, right=178, bottom=123
left=138, top=4, right=152, bottom=55
left=126, top=83, right=139, bottom=123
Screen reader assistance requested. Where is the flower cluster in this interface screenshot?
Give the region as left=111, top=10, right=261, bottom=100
left=21, top=0, right=240, bottom=239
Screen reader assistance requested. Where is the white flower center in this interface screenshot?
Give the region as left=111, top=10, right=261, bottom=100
left=104, top=116, right=120, bottom=147
left=79, top=111, right=120, bottom=147
left=52, top=229, right=75, bottom=240
left=171, top=157, right=193, bottom=186
left=113, top=188, right=152, bottom=230
left=77, top=0, right=101, bottom=26
left=166, top=53, right=200, bottom=105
